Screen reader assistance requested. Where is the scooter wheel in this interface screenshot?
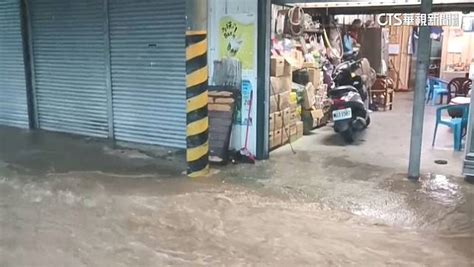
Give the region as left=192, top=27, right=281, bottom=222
left=366, top=116, right=371, bottom=127
left=341, top=129, right=354, bottom=143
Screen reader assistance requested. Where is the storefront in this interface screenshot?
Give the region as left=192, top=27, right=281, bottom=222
left=259, top=1, right=472, bottom=178
left=2, top=0, right=473, bottom=177
left=0, top=0, right=188, bottom=148
left=0, top=0, right=210, bottom=176
left=0, top=0, right=29, bottom=129
left=28, top=0, right=187, bottom=147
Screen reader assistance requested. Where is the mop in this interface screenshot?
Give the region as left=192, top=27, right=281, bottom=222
left=239, top=89, right=256, bottom=163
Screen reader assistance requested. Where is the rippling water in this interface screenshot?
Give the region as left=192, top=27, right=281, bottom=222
left=0, top=173, right=472, bottom=266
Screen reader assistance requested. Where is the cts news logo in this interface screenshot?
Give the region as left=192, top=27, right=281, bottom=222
left=377, top=13, right=461, bottom=27
left=377, top=14, right=403, bottom=26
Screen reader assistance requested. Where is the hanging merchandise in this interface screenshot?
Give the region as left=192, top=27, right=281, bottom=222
left=304, top=53, right=314, bottom=63
left=276, top=12, right=286, bottom=36
left=271, top=38, right=293, bottom=56
left=299, top=35, right=308, bottom=55
left=288, top=6, right=304, bottom=36
left=303, top=13, right=319, bottom=32
left=308, top=35, right=317, bottom=48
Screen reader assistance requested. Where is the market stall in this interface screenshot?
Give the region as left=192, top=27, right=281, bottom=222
left=268, top=5, right=384, bottom=151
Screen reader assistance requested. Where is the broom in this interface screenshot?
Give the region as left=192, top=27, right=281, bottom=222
left=239, top=89, right=256, bottom=163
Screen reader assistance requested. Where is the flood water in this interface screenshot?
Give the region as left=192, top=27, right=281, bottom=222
left=2, top=89, right=473, bottom=266
left=1, top=172, right=472, bottom=266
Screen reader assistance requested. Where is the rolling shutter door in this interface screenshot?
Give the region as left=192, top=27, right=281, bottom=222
left=30, top=0, right=108, bottom=137
left=0, top=0, right=29, bottom=128
left=109, top=0, right=186, bottom=148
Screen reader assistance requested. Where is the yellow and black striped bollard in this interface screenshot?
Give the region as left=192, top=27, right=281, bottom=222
left=186, top=31, right=209, bottom=177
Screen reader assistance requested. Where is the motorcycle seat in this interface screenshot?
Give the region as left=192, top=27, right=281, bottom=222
left=330, top=85, right=359, bottom=95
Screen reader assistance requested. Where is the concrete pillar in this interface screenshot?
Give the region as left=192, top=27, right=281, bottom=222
left=185, top=0, right=209, bottom=177
left=408, top=0, right=433, bottom=179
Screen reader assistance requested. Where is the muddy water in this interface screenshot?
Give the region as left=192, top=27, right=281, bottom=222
left=0, top=173, right=472, bottom=266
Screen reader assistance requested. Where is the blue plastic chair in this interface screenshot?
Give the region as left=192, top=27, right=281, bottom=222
left=432, top=104, right=469, bottom=151
left=425, top=79, right=431, bottom=101
left=426, top=77, right=449, bottom=105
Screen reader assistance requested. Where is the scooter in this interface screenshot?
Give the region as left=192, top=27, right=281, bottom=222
left=329, top=59, right=370, bottom=143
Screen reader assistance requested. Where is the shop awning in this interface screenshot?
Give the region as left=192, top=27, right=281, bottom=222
left=273, top=0, right=474, bottom=14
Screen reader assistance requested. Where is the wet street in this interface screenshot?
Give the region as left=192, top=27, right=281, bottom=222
left=1, top=172, right=473, bottom=266
left=1, top=93, right=474, bottom=266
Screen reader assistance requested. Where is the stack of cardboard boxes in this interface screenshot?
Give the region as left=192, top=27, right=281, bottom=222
left=316, top=83, right=331, bottom=125
left=207, top=90, right=237, bottom=164
left=269, top=56, right=303, bottom=150
left=289, top=91, right=303, bottom=142
left=300, top=63, right=327, bottom=134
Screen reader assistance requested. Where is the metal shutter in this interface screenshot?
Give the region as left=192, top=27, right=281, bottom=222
left=30, top=0, right=108, bottom=137
left=0, top=0, right=29, bottom=128
left=109, top=0, right=186, bottom=148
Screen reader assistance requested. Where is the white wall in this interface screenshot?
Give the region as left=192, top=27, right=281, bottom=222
left=208, top=0, right=259, bottom=154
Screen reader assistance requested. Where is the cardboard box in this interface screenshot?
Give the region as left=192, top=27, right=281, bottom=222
left=209, top=104, right=232, bottom=112
left=281, top=126, right=290, bottom=144
left=271, top=56, right=285, bottom=77
left=269, top=131, right=282, bottom=150
left=314, top=95, right=325, bottom=110
left=270, top=95, right=279, bottom=113
left=290, top=133, right=301, bottom=143
left=308, top=68, right=321, bottom=88
left=302, top=83, right=316, bottom=110
left=273, top=129, right=282, bottom=147
left=290, top=110, right=300, bottom=124
left=271, top=56, right=291, bottom=77
left=289, top=49, right=304, bottom=70
left=282, top=108, right=291, bottom=126
left=303, top=62, right=318, bottom=69
left=290, top=123, right=298, bottom=136
left=296, top=121, right=304, bottom=135
left=269, top=112, right=275, bottom=132
left=270, top=76, right=292, bottom=96
left=302, top=108, right=325, bottom=134
left=283, top=76, right=292, bottom=92
left=279, top=91, right=291, bottom=110
left=291, top=121, right=304, bottom=142
left=274, top=111, right=283, bottom=129
left=269, top=131, right=274, bottom=148
left=311, top=109, right=325, bottom=127
left=208, top=91, right=233, bottom=97
left=215, top=97, right=235, bottom=104
left=270, top=77, right=280, bottom=95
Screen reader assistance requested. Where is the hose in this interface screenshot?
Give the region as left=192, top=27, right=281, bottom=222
left=323, top=27, right=343, bottom=60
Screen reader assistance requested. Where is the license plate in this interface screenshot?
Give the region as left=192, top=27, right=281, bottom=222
left=332, top=108, right=352, bottom=121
